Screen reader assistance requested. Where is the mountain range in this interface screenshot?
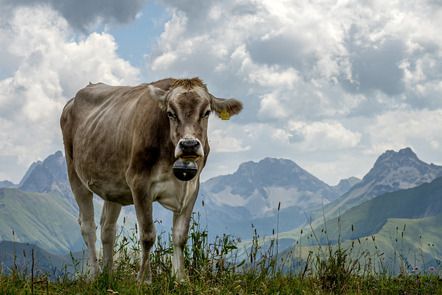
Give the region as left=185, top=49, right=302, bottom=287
left=279, top=176, right=442, bottom=273
left=1, top=147, right=441, bottom=273
left=296, top=175, right=442, bottom=245
left=195, top=157, right=358, bottom=239
left=195, top=148, right=442, bottom=240
left=316, top=147, right=442, bottom=222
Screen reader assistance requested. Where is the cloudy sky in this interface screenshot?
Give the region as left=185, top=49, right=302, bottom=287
left=1, top=0, right=441, bottom=185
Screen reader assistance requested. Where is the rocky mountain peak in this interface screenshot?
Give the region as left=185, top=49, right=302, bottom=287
left=235, top=158, right=304, bottom=185
left=332, top=177, right=361, bottom=196
left=324, top=147, right=442, bottom=220
left=208, top=157, right=332, bottom=197
left=199, top=157, right=342, bottom=224
left=373, top=147, right=418, bottom=168
left=362, top=147, right=442, bottom=189
left=18, top=151, right=69, bottom=194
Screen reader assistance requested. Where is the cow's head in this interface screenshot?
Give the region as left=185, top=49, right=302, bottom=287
left=148, top=78, right=243, bottom=162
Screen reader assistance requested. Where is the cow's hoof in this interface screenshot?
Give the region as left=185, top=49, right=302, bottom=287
left=173, top=269, right=188, bottom=282
left=85, top=265, right=100, bottom=282
left=137, top=271, right=152, bottom=284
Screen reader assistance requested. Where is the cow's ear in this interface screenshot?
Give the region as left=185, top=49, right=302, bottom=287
left=211, top=96, right=243, bottom=119
left=148, top=85, right=168, bottom=108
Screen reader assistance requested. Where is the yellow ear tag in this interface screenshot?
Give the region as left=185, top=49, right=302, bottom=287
left=220, top=109, right=230, bottom=120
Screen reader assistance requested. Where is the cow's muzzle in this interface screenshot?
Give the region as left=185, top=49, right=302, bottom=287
left=175, top=138, right=204, bottom=161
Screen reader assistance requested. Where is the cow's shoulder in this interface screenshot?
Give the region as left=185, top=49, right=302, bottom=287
left=77, top=82, right=120, bottom=99
left=74, top=82, right=111, bottom=104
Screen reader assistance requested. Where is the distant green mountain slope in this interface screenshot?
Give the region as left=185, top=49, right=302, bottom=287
left=0, top=240, right=86, bottom=276
left=0, top=151, right=139, bottom=255
left=280, top=212, right=442, bottom=274
left=0, top=188, right=83, bottom=254
left=298, top=176, right=442, bottom=245
left=369, top=213, right=442, bottom=268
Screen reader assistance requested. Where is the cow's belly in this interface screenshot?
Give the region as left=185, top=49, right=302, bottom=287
left=74, top=165, right=134, bottom=205
left=87, top=180, right=134, bottom=205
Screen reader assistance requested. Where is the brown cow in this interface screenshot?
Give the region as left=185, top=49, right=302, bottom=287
left=60, top=78, right=242, bottom=282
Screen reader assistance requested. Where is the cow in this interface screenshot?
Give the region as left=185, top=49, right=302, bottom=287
left=60, top=77, right=242, bottom=282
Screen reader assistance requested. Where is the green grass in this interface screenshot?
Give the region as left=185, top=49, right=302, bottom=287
left=1, top=214, right=441, bottom=294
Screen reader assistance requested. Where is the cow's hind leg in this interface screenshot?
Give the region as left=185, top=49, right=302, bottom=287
left=67, top=171, right=99, bottom=279
left=100, top=201, right=122, bottom=273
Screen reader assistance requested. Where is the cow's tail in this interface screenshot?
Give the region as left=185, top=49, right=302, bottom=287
left=60, top=98, right=75, bottom=161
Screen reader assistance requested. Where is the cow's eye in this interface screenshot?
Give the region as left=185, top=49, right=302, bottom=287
left=201, top=110, right=211, bottom=118
left=167, top=111, right=177, bottom=119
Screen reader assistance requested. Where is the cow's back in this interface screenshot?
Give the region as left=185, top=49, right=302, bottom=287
left=61, top=82, right=166, bottom=204
left=61, top=82, right=148, bottom=155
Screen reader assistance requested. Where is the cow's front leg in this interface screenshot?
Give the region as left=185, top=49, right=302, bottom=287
left=132, top=192, right=156, bottom=283
left=172, top=194, right=197, bottom=281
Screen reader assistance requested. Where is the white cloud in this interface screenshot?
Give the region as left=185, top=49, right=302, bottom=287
left=208, top=124, right=251, bottom=154
left=366, top=109, right=442, bottom=156
left=248, top=65, right=299, bottom=89
left=151, top=0, right=442, bottom=114
left=258, top=91, right=289, bottom=119
left=1, top=0, right=442, bottom=187
left=151, top=52, right=178, bottom=71
left=271, top=129, right=292, bottom=144
left=0, top=5, right=140, bottom=182
left=147, top=0, right=442, bottom=185
left=288, top=120, right=362, bottom=151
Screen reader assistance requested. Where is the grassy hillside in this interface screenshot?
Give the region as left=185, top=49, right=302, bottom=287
left=279, top=212, right=442, bottom=275
left=316, top=176, right=442, bottom=245
left=279, top=176, right=442, bottom=246
left=0, top=188, right=83, bottom=254
left=365, top=213, right=442, bottom=271
left=0, top=240, right=86, bottom=277
left=0, top=187, right=139, bottom=255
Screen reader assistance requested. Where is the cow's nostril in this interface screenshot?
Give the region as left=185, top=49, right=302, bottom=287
left=178, top=140, right=201, bottom=157
left=180, top=140, right=199, bottom=149
left=175, top=139, right=204, bottom=159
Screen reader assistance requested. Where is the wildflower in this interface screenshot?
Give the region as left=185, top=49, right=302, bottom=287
left=371, top=280, right=376, bottom=283
left=429, top=266, right=436, bottom=272
left=413, top=267, right=420, bottom=272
